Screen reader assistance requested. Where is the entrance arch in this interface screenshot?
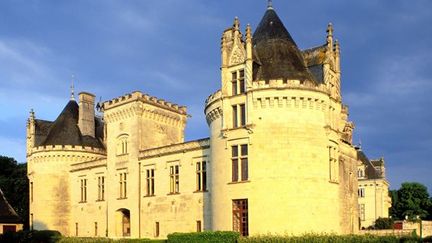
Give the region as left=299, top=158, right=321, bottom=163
left=115, top=208, right=130, bottom=237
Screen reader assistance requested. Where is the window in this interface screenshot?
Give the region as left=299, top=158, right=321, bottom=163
left=75, top=222, right=79, bottom=236
left=233, top=199, right=248, bottom=236
left=170, top=165, right=180, bottom=194
left=359, top=204, right=365, bottom=221
left=119, top=172, right=127, bottom=199
left=98, top=176, right=105, bottom=201
left=155, top=222, right=160, bottom=237
left=196, top=161, right=207, bottom=192
left=146, top=169, right=155, bottom=196
left=232, top=104, right=246, bottom=128
left=358, top=169, right=364, bottom=178
left=328, top=146, right=339, bottom=182
left=232, top=144, right=248, bottom=182
left=94, top=222, right=98, bottom=236
left=80, top=179, right=87, bottom=202
left=117, top=135, right=129, bottom=155
left=30, top=213, right=33, bottom=230
left=231, top=69, right=246, bottom=95
left=196, top=220, right=202, bottom=232
left=358, top=188, right=365, bottom=198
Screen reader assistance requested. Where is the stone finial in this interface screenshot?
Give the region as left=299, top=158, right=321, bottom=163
left=233, top=17, right=240, bottom=30
left=246, top=24, right=252, bottom=42
left=326, top=23, right=334, bottom=48
left=267, top=0, right=273, bottom=9
left=70, top=74, right=75, bottom=101
left=334, top=39, right=340, bottom=53
left=29, top=109, right=35, bottom=120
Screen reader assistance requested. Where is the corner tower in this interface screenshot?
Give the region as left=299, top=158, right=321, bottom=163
left=205, top=3, right=358, bottom=236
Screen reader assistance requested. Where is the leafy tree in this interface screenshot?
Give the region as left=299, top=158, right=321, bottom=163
left=390, top=182, right=432, bottom=220
left=0, top=156, right=29, bottom=229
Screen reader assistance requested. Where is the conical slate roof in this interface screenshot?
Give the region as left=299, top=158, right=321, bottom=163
left=0, top=188, right=22, bottom=224
left=252, top=7, right=315, bottom=82
left=41, top=100, right=104, bottom=148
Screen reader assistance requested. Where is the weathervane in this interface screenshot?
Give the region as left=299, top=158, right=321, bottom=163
left=70, top=74, right=75, bottom=101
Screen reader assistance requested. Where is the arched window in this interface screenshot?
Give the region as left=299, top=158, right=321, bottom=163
left=117, top=134, right=129, bottom=155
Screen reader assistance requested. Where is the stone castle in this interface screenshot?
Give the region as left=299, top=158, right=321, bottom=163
left=26, top=3, right=391, bottom=238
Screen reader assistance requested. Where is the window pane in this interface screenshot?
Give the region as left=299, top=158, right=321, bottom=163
left=232, top=105, right=238, bottom=127
left=240, top=104, right=246, bottom=126
left=241, top=144, right=248, bottom=156
left=241, top=158, right=248, bottom=181
left=232, top=145, right=238, bottom=157
left=232, top=159, right=238, bottom=182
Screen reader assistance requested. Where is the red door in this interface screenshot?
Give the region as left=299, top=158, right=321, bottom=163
left=3, top=225, right=17, bottom=233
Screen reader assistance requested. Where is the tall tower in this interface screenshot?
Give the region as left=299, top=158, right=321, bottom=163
left=205, top=3, right=358, bottom=236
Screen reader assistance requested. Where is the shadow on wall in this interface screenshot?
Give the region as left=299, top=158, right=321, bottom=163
left=32, top=220, right=48, bottom=231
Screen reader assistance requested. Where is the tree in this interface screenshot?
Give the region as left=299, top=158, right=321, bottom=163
left=374, top=217, right=394, bottom=229
left=0, top=156, right=29, bottom=230
left=390, top=182, right=432, bottom=220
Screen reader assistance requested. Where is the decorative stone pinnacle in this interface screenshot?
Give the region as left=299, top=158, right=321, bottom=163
left=30, top=108, right=35, bottom=120
left=327, top=22, right=334, bottom=36
left=70, top=74, right=75, bottom=101
left=234, top=17, right=240, bottom=30
left=267, top=0, right=273, bottom=9
left=246, top=24, right=252, bottom=38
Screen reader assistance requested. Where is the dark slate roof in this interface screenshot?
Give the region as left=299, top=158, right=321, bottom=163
left=357, top=150, right=381, bottom=179
left=41, top=100, right=104, bottom=149
left=0, top=188, right=22, bottom=224
left=252, top=7, right=316, bottom=83
left=34, top=119, right=53, bottom=146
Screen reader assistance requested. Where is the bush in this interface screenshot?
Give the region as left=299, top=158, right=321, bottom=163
left=238, top=234, right=421, bottom=243
left=0, top=230, right=61, bottom=243
left=374, top=217, right=395, bottom=229
left=59, top=238, right=166, bottom=243
left=167, top=231, right=240, bottom=243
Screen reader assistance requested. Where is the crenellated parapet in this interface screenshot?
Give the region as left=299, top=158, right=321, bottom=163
left=205, top=107, right=223, bottom=125
left=250, top=78, right=329, bottom=94
left=139, top=138, right=210, bottom=160
left=103, top=91, right=187, bottom=115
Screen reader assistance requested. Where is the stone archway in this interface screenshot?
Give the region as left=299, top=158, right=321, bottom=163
left=115, top=208, right=130, bottom=237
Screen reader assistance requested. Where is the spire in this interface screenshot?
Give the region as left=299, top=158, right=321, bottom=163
left=233, top=16, right=240, bottom=30
left=267, top=0, right=273, bottom=10
left=70, top=74, right=75, bottom=101
left=246, top=24, right=252, bottom=42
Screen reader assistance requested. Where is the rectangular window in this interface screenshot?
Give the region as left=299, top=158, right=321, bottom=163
left=155, top=222, right=160, bottom=237
left=197, top=220, right=202, bottom=232
left=196, top=161, right=207, bottom=191
left=232, top=105, right=238, bottom=128
left=98, top=176, right=105, bottom=201
left=119, top=172, right=127, bottom=199
left=239, top=70, right=245, bottom=94
left=231, top=72, right=238, bottom=95
left=359, top=204, right=365, bottom=221
left=328, top=146, right=339, bottom=182
left=75, top=222, right=78, bottom=236
left=240, top=104, right=246, bottom=126
left=232, top=145, right=239, bottom=182
left=358, top=188, right=365, bottom=198
left=94, top=222, right=98, bottom=236
left=146, top=169, right=155, bottom=196
left=170, top=165, right=180, bottom=194
left=30, top=213, right=34, bottom=230
left=232, top=144, right=248, bottom=182
left=80, top=179, right=87, bottom=202
left=233, top=199, right=249, bottom=236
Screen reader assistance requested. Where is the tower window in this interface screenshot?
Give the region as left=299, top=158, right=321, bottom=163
left=98, top=176, right=105, bottom=201
left=232, top=104, right=246, bottom=128
left=170, top=165, right=180, bottom=194
left=232, top=144, right=248, bottom=182
left=80, top=178, right=87, bottom=202
left=358, top=188, right=365, bottom=198
left=146, top=169, right=155, bottom=196
left=233, top=199, right=249, bottom=236
left=196, top=161, right=207, bottom=192
left=119, top=172, right=127, bottom=199
left=231, top=69, right=246, bottom=95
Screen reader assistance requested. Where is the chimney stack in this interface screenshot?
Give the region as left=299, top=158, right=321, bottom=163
left=78, top=92, right=96, bottom=137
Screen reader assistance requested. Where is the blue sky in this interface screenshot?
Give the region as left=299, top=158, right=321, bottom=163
left=0, top=0, right=431, bottom=192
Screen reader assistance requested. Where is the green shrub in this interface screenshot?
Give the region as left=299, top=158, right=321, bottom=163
left=59, top=238, right=166, bottom=243
left=167, top=231, right=239, bottom=243
left=238, top=234, right=421, bottom=243
left=374, top=217, right=395, bottom=229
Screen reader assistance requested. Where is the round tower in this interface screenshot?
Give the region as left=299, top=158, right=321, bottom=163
left=206, top=4, right=358, bottom=236
left=27, top=93, right=106, bottom=235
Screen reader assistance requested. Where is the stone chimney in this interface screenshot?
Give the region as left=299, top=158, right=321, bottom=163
left=78, top=92, right=95, bottom=137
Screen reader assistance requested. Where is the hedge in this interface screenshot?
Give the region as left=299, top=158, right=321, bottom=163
left=238, top=234, right=422, bottom=243
left=167, top=231, right=240, bottom=243
left=0, top=230, right=62, bottom=243
left=59, top=238, right=166, bottom=243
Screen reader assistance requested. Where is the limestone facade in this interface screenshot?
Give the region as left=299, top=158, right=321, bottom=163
left=27, top=4, right=390, bottom=239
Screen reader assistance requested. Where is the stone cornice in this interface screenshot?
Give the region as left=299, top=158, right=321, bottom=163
left=70, top=158, right=107, bottom=172
left=139, top=138, right=210, bottom=160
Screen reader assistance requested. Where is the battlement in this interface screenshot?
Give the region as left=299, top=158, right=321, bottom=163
left=205, top=90, right=222, bottom=107
left=103, top=91, right=187, bottom=115
left=30, top=144, right=106, bottom=156
left=251, top=79, right=328, bottom=93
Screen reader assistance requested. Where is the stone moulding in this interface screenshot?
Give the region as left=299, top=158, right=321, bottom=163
left=70, top=158, right=107, bottom=172
left=139, top=138, right=210, bottom=160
